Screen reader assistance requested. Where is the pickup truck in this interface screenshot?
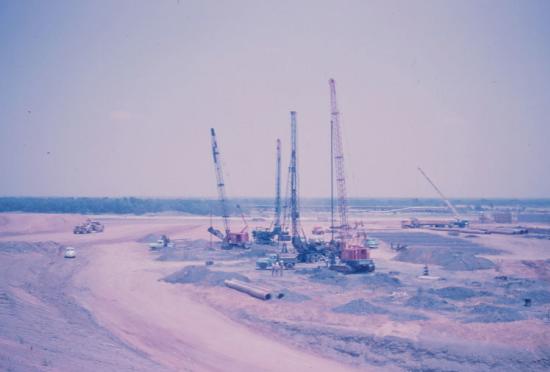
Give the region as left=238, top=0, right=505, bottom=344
left=149, top=236, right=174, bottom=250
left=256, top=252, right=297, bottom=270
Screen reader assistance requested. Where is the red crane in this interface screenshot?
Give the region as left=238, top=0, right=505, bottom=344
left=208, top=128, right=249, bottom=249
left=329, top=79, right=375, bottom=273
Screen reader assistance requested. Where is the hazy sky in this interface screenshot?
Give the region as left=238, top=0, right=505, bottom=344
left=1, top=0, right=549, bottom=198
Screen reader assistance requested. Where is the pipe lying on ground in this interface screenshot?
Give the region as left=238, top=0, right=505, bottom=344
left=252, top=283, right=285, bottom=299
left=224, top=279, right=273, bottom=300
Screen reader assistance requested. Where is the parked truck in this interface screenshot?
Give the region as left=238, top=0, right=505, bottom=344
left=256, top=252, right=297, bottom=270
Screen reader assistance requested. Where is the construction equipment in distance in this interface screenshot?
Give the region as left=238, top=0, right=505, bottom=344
left=73, top=219, right=104, bottom=234
left=403, top=167, right=469, bottom=229
left=252, top=138, right=290, bottom=244
left=207, top=128, right=250, bottom=249
left=149, top=235, right=174, bottom=250
left=327, top=78, right=375, bottom=273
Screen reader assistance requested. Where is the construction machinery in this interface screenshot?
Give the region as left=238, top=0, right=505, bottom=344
left=207, top=128, right=250, bottom=249
left=255, top=252, right=297, bottom=270
left=73, top=219, right=104, bottom=234
left=149, top=235, right=174, bottom=250
left=286, top=111, right=328, bottom=263
left=252, top=139, right=290, bottom=244
left=327, top=78, right=375, bottom=273
left=415, top=167, right=469, bottom=228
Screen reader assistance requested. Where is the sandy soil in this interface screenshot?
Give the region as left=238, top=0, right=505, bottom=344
left=0, top=213, right=357, bottom=372
left=1, top=212, right=550, bottom=371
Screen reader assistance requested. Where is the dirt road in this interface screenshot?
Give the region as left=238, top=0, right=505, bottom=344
left=0, top=213, right=357, bottom=371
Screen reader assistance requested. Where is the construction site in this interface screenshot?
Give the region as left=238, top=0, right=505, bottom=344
left=1, top=78, right=549, bottom=371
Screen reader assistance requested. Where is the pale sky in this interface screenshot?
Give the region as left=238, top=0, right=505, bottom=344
left=1, top=0, right=549, bottom=198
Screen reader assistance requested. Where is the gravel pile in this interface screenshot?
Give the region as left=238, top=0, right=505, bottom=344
left=333, top=298, right=428, bottom=321
left=307, top=268, right=348, bottom=286
left=163, top=266, right=249, bottom=286
left=465, top=304, right=525, bottom=323
left=156, top=239, right=213, bottom=261
left=136, top=234, right=160, bottom=243
left=0, top=241, right=60, bottom=253
left=405, top=289, right=456, bottom=311
left=333, top=299, right=389, bottom=315
left=358, top=273, right=402, bottom=288
left=522, top=290, right=550, bottom=305
left=395, top=246, right=495, bottom=271
left=279, top=289, right=311, bottom=303
left=373, top=232, right=500, bottom=271
left=432, top=286, right=480, bottom=300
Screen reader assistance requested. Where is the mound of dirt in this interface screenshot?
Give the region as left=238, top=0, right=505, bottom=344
left=163, top=266, right=249, bottom=286
left=358, top=273, right=402, bottom=288
left=279, top=289, right=311, bottom=303
left=136, top=233, right=160, bottom=243
left=374, top=231, right=499, bottom=271
left=523, top=290, right=550, bottom=305
left=495, top=276, right=537, bottom=290
left=521, top=259, right=550, bottom=281
left=433, top=286, right=480, bottom=300
left=156, top=239, right=213, bottom=261
left=0, top=241, right=60, bottom=253
left=389, top=312, right=429, bottom=321
left=465, top=304, right=525, bottom=323
left=395, top=246, right=495, bottom=271
left=405, top=289, right=456, bottom=311
left=333, top=299, right=427, bottom=321
left=307, top=268, right=348, bottom=286
left=333, top=299, right=389, bottom=315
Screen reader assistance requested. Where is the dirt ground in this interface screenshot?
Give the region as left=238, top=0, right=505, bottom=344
left=1, top=213, right=549, bottom=371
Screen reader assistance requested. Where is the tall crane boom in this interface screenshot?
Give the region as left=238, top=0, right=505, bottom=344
left=289, top=111, right=302, bottom=248
left=417, top=167, right=461, bottom=219
left=273, top=138, right=282, bottom=233
left=329, top=78, right=349, bottom=231
left=210, top=128, right=230, bottom=235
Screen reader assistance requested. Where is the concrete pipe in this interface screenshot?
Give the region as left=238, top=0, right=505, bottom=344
left=224, top=279, right=272, bottom=300
left=251, top=283, right=285, bottom=300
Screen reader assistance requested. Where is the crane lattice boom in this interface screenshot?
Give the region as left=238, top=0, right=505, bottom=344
left=417, top=167, right=461, bottom=219
left=289, top=111, right=301, bottom=242
left=329, top=78, right=349, bottom=231
left=210, top=128, right=230, bottom=235
left=274, top=138, right=282, bottom=232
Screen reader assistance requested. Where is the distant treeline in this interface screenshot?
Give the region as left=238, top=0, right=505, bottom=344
left=0, top=197, right=215, bottom=215
left=1, top=197, right=549, bottom=216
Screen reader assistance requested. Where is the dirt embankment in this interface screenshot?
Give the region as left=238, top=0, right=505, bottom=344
left=0, top=241, right=166, bottom=372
